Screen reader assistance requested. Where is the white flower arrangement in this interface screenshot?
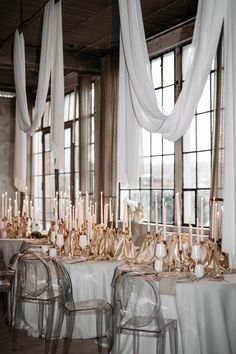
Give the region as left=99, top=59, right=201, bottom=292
left=127, top=200, right=144, bottom=224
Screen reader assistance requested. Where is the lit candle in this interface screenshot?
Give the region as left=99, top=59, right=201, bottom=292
left=196, top=218, right=200, bottom=244
left=162, top=198, right=166, bottom=241
left=85, top=191, right=89, bottom=221
left=109, top=198, right=112, bottom=222
left=129, top=214, right=132, bottom=237
left=147, top=213, right=150, bottom=233
left=189, top=218, right=193, bottom=247
left=215, top=210, right=220, bottom=242
left=104, top=204, right=108, bottom=229
left=100, top=191, right=103, bottom=225
left=211, top=197, right=216, bottom=240
left=2, top=194, right=4, bottom=219
left=178, top=221, right=182, bottom=250
left=155, top=192, right=158, bottom=234
left=200, top=197, right=204, bottom=242
left=115, top=201, right=118, bottom=229
left=15, top=191, right=18, bottom=217
left=122, top=198, right=127, bottom=232
left=5, top=192, right=7, bottom=218
left=94, top=202, right=97, bottom=224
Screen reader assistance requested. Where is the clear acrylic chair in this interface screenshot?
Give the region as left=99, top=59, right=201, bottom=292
left=51, top=257, right=114, bottom=354
left=0, top=245, right=14, bottom=329
left=113, top=272, right=178, bottom=354
left=12, top=251, right=60, bottom=354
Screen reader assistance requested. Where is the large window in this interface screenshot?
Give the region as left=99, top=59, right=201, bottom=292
left=32, top=86, right=95, bottom=230
left=119, top=43, right=216, bottom=228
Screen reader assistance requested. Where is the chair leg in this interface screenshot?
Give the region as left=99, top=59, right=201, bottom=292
left=63, top=311, right=75, bottom=354
left=133, top=331, right=139, bottom=354
left=169, top=324, right=178, bottom=354
left=105, top=308, right=113, bottom=353
left=45, top=301, right=55, bottom=354
left=96, top=309, right=103, bottom=352
left=38, top=302, right=44, bottom=338
left=52, top=304, right=65, bottom=354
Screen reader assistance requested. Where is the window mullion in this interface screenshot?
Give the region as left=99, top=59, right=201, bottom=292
left=174, top=46, right=183, bottom=225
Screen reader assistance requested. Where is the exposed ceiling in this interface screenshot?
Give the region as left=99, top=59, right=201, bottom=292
left=0, top=0, right=198, bottom=92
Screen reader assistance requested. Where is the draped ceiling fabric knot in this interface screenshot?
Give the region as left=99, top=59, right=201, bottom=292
left=118, top=0, right=236, bottom=264
left=13, top=0, right=64, bottom=191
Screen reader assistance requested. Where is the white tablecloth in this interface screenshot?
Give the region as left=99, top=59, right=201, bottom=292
left=117, top=274, right=236, bottom=354
left=20, top=259, right=236, bottom=354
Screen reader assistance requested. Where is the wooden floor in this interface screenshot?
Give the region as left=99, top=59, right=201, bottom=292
left=0, top=299, right=102, bottom=354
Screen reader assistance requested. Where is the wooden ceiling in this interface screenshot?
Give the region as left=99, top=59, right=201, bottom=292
left=0, top=0, right=198, bottom=92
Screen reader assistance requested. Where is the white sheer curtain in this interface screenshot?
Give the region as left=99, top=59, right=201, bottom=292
left=13, top=0, right=64, bottom=191
left=118, top=0, right=236, bottom=263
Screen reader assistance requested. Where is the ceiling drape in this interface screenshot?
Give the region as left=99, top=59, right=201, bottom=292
left=13, top=0, right=64, bottom=191
left=118, top=0, right=236, bottom=264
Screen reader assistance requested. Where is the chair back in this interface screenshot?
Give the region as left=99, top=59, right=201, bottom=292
left=14, top=251, right=53, bottom=299
left=115, top=272, right=164, bottom=329
left=51, top=257, right=74, bottom=306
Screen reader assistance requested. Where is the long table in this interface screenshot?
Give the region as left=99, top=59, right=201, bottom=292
left=116, top=273, right=236, bottom=354
left=19, top=258, right=236, bottom=354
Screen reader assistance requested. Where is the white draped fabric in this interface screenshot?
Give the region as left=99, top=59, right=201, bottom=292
left=118, top=0, right=236, bottom=264
left=13, top=0, right=64, bottom=190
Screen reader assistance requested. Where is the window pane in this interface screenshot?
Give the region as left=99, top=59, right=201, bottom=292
left=68, top=93, right=75, bottom=120
left=163, top=190, right=174, bottom=224
left=45, top=175, right=55, bottom=198
left=140, top=190, right=150, bottom=221
left=130, top=190, right=140, bottom=205
left=34, top=176, right=42, bottom=198
left=120, top=190, right=129, bottom=219
left=64, top=94, right=69, bottom=121
left=197, top=190, right=210, bottom=227
left=183, top=118, right=196, bottom=152
left=45, top=151, right=54, bottom=175
left=65, top=129, right=71, bottom=148
left=183, top=191, right=195, bottom=224
left=163, top=155, right=174, bottom=189
left=151, top=190, right=162, bottom=224
left=197, top=113, right=211, bottom=151
left=151, top=133, right=162, bottom=155
left=64, top=149, right=71, bottom=173
left=163, top=52, right=174, bottom=86
left=140, top=157, right=150, bottom=188
left=152, top=156, right=162, bottom=189
left=151, top=57, right=161, bottom=88
left=75, top=120, right=79, bottom=146
left=183, top=153, right=196, bottom=188
left=45, top=134, right=50, bottom=152
left=197, top=151, right=211, bottom=188
left=163, top=138, right=174, bottom=154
